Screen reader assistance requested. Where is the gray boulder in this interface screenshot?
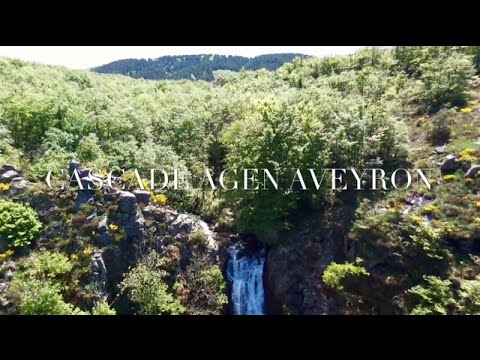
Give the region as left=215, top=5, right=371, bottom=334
left=119, top=191, right=138, bottom=213
left=435, top=145, right=447, bottom=154
left=440, top=154, right=460, bottom=173
left=97, top=218, right=108, bottom=233
left=465, top=164, right=480, bottom=178
left=0, top=170, right=20, bottom=183
left=8, top=179, right=29, bottom=196
left=0, top=164, right=18, bottom=176
left=170, top=214, right=194, bottom=234
left=133, top=190, right=150, bottom=206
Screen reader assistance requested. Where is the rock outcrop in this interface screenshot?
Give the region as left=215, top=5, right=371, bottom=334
left=0, top=164, right=29, bottom=196
left=440, top=154, right=460, bottom=173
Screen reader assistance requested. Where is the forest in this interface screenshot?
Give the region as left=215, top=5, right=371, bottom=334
left=1, top=46, right=480, bottom=315
left=93, top=53, right=307, bottom=80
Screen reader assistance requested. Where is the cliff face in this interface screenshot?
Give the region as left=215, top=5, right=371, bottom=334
left=0, top=162, right=230, bottom=315
left=265, top=201, right=357, bottom=315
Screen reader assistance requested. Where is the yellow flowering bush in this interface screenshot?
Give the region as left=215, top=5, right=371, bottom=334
left=476, top=202, right=480, bottom=210
left=409, top=215, right=424, bottom=224
left=152, top=193, right=168, bottom=206
left=422, top=204, right=438, bottom=214
left=417, top=117, right=427, bottom=125
left=0, top=249, right=14, bottom=261
left=70, top=254, right=79, bottom=261
left=465, top=178, right=474, bottom=184
left=109, top=224, right=119, bottom=232
left=82, top=247, right=93, bottom=256
left=474, top=218, right=480, bottom=223
left=460, top=107, right=473, bottom=114
left=0, top=183, right=10, bottom=191
left=417, top=188, right=426, bottom=195
left=443, top=175, right=457, bottom=182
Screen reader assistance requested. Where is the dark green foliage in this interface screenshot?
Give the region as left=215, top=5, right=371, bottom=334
left=93, top=54, right=307, bottom=81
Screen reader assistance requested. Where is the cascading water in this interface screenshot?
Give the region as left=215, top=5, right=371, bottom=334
left=227, top=244, right=266, bottom=315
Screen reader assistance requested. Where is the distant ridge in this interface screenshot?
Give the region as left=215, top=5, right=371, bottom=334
left=92, top=53, right=308, bottom=81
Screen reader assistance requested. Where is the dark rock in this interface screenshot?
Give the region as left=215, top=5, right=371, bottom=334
left=99, top=232, right=112, bottom=246
left=142, top=206, right=152, bottom=217
left=79, top=177, right=95, bottom=190
left=8, top=179, right=29, bottom=196
left=78, top=168, right=92, bottom=179
left=440, top=154, right=460, bottom=173
left=68, top=160, right=81, bottom=178
left=133, top=190, right=150, bottom=206
left=103, top=192, right=116, bottom=202
left=90, top=251, right=107, bottom=291
left=118, top=191, right=138, bottom=213
left=0, top=170, right=20, bottom=183
left=435, top=145, right=447, bottom=154
left=97, top=218, right=108, bottom=234
left=0, top=164, right=18, bottom=176
left=170, top=214, right=194, bottom=234
left=465, top=164, right=480, bottom=178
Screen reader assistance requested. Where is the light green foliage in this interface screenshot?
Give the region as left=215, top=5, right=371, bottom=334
left=418, top=52, right=475, bottom=112
left=0, top=200, right=42, bottom=249
left=28, top=250, right=73, bottom=279
left=323, top=258, right=370, bottom=293
left=187, top=230, right=208, bottom=247
left=409, top=276, right=456, bottom=315
left=91, top=300, right=116, bottom=315
left=119, top=251, right=185, bottom=315
left=15, top=278, right=87, bottom=315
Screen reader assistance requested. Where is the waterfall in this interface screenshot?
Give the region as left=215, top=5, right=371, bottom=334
left=227, top=244, right=266, bottom=315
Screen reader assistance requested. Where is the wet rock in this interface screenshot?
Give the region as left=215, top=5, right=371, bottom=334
left=133, top=190, right=150, bottom=206
left=440, top=154, right=460, bottom=173
left=118, top=191, right=138, bottom=213
left=465, top=164, right=480, bottom=178
left=90, top=251, right=108, bottom=295
left=0, top=170, right=20, bottom=183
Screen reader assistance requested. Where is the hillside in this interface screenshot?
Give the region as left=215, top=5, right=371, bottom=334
left=1, top=47, right=480, bottom=315
left=93, top=53, right=307, bottom=81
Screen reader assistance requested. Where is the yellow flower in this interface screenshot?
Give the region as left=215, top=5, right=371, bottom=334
left=409, top=215, right=423, bottom=224
left=460, top=107, right=473, bottom=114
left=109, top=224, right=119, bottom=232
left=83, top=247, right=93, bottom=256
left=465, top=178, right=475, bottom=184
left=0, top=249, right=14, bottom=261
left=443, top=175, right=457, bottom=182
left=422, top=204, right=438, bottom=214
left=70, top=254, right=79, bottom=261
left=476, top=202, right=480, bottom=210
left=474, top=217, right=480, bottom=223
left=152, top=193, right=168, bottom=206
left=417, top=188, right=426, bottom=195
left=0, top=183, right=10, bottom=191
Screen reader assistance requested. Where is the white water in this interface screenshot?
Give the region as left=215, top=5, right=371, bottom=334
left=227, top=244, right=266, bottom=315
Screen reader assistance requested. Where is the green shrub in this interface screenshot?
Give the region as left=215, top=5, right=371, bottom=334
left=418, top=52, right=475, bottom=112
left=91, top=300, right=116, bottom=315
left=0, top=200, right=42, bottom=249
left=459, top=275, right=480, bottom=315
left=11, top=278, right=87, bottom=315
left=408, top=275, right=456, bottom=315
left=119, top=251, right=184, bottom=315
left=322, top=258, right=370, bottom=293
left=425, top=111, right=451, bottom=145
left=28, top=250, right=73, bottom=279
left=188, top=230, right=208, bottom=247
